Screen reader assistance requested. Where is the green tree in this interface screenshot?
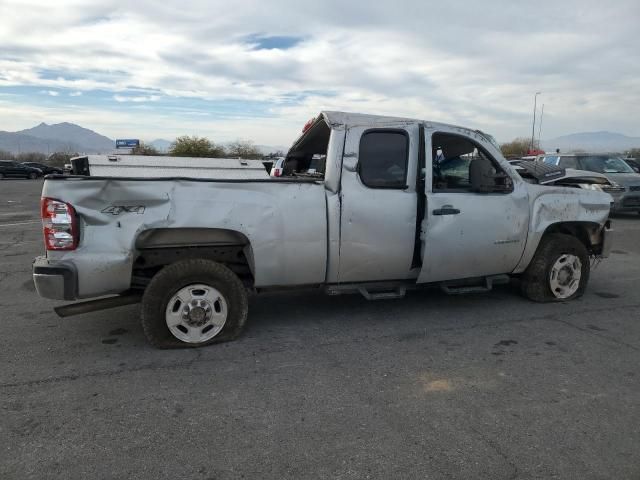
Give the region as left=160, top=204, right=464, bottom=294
left=48, top=152, right=78, bottom=168
left=265, top=150, right=285, bottom=158
left=0, top=150, right=15, bottom=160
left=16, top=152, right=47, bottom=163
left=169, top=136, right=226, bottom=157
left=500, top=137, right=531, bottom=158
left=132, top=142, right=159, bottom=156
left=626, top=148, right=640, bottom=159
left=227, top=140, right=262, bottom=159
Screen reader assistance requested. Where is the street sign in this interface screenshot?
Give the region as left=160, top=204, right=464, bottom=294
left=115, top=139, right=140, bottom=148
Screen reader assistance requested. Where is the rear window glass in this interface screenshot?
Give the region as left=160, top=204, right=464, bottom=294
left=358, top=130, right=408, bottom=188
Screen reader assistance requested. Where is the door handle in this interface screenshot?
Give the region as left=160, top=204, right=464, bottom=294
left=432, top=206, right=460, bottom=215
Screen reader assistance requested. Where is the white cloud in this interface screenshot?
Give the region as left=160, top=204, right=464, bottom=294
left=40, top=90, right=59, bottom=96
left=1, top=0, right=639, bottom=143
left=69, top=91, right=82, bottom=96
left=113, top=94, right=160, bottom=103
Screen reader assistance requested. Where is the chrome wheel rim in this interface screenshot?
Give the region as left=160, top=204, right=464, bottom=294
left=165, top=284, right=228, bottom=343
left=549, top=254, right=582, bottom=299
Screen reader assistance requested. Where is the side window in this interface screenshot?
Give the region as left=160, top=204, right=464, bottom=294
left=358, top=130, right=408, bottom=188
left=432, top=132, right=512, bottom=193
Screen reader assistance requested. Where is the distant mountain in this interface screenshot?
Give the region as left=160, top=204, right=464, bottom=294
left=18, top=122, right=114, bottom=152
left=0, top=121, right=291, bottom=156
left=543, top=131, right=640, bottom=153
left=0, top=122, right=114, bottom=155
left=149, top=139, right=172, bottom=153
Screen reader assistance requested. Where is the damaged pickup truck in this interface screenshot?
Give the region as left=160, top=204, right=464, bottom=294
left=33, top=112, right=613, bottom=348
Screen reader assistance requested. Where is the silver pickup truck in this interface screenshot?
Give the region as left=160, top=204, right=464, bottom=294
left=33, top=111, right=613, bottom=348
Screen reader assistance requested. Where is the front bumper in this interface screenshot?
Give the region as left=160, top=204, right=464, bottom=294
left=32, top=256, right=77, bottom=300
left=611, top=192, right=640, bottom=212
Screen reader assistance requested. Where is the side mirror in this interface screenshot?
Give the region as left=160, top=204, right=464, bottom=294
left=469, top=157, right=495, bottom=192
left=469, top=157, right=512, bottom=193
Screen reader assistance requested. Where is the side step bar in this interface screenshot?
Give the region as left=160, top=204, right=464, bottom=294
left=326, top=275, right=511, bottom=301
left=54, top=291, right=142, bottom=318
left=326, top=282, right=409, bottom=301
left=358, top=287, right=406, bottom=300
left=440, top=275, right=510, bottom=295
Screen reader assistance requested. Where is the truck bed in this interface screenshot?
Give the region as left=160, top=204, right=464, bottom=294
left=71, top=155, right=272, bottom=179
left=40, top=176, right=328, bottom=298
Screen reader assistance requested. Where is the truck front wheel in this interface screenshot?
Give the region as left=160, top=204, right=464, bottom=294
left=520, top=233, right=590, bottom=302
left=141, top=259, right=248, bottom=348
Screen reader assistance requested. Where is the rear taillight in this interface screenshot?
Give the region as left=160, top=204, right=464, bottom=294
left=41, top=197, right=78, bottom=250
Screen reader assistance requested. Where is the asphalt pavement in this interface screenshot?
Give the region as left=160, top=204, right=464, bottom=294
left=1, top=179, right=639, bottom=480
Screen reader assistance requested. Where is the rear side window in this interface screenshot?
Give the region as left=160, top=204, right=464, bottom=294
left=358, top=130, right=408, bottom=188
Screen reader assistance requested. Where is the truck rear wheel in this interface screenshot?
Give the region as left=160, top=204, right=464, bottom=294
left=520, top=233, right=590, bottom=302
left=141, top=259, right=248, bottom=348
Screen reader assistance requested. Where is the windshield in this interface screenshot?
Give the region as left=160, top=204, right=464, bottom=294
left=578, top=156, right=635, bottom=174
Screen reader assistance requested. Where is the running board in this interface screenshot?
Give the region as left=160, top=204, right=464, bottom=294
left=358, top=287, right=406, bottom=300
left=440, top=275, right=510, bottom=295
left=326, top=282, right=408, bottom=300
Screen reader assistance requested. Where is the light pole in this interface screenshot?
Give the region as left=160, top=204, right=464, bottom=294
left=531, top=91, right=541, bottom=151
left=537, top=104, right=545, bottom=150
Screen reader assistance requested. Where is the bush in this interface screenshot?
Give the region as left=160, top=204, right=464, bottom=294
left=227, top=140, right=261, bottom=159
left=169, top=136, right=226, bottom=157
left=500, top=137, right=532, bottom=158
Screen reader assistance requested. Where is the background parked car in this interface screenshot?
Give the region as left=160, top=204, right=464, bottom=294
left=537, top=154, right=640, bottom=214
left=0, top=160, right=43, bottom=179
left=623, top=157, right=639, bottom=173
left=21, top=162, right=63, bottom=175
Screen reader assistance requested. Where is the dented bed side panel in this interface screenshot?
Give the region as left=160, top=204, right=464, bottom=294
left=512, top=185, right=612, bottom=273
left=43, top=178, right=328, bottom=298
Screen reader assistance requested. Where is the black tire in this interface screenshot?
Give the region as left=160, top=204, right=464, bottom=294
left=28, top=172, right=38, bottom=180
left=0, top=172, right=4, bottom=179
left=141, top=259, right=249, bottom=348
left=520, top=233, right=590, bottom=302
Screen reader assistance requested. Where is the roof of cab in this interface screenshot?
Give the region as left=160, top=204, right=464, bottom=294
left=289, top=111, right=496, bottom=153
left=320, top=111, right=487, bottom=136
left=321, top=111, right=421, bottom=127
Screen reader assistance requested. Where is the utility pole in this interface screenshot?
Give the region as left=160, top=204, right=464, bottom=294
left=537, top=104, right=545, bottom=150
left=531, top=92, right=541, bottom=151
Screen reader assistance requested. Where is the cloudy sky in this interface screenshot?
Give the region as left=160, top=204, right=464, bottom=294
left=0, top=0, right=638, bottom=146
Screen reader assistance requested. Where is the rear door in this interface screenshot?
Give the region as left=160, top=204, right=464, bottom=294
left=5, top=162, right=20, bottom=177
left=338, top=123, right=420, bottom=282
left=418, top=129, right=530, bottom=283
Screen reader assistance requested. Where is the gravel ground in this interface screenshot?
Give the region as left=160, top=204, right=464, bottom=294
left=1, top=179, right=639, bottom=480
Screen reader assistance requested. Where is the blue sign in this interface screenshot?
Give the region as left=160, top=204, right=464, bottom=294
left=115, top=139, right=140, bottom=148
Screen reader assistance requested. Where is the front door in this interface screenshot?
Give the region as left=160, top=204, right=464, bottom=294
left=338, top=124, right=420, bottom=282
left=418, top=129, right=530, bottom=283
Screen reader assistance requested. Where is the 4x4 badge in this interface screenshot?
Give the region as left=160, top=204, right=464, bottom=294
left=101, top=205, right=145, bottom=215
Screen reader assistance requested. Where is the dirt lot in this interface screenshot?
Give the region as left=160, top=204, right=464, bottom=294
left=1, top=179, right=639, bottom=480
